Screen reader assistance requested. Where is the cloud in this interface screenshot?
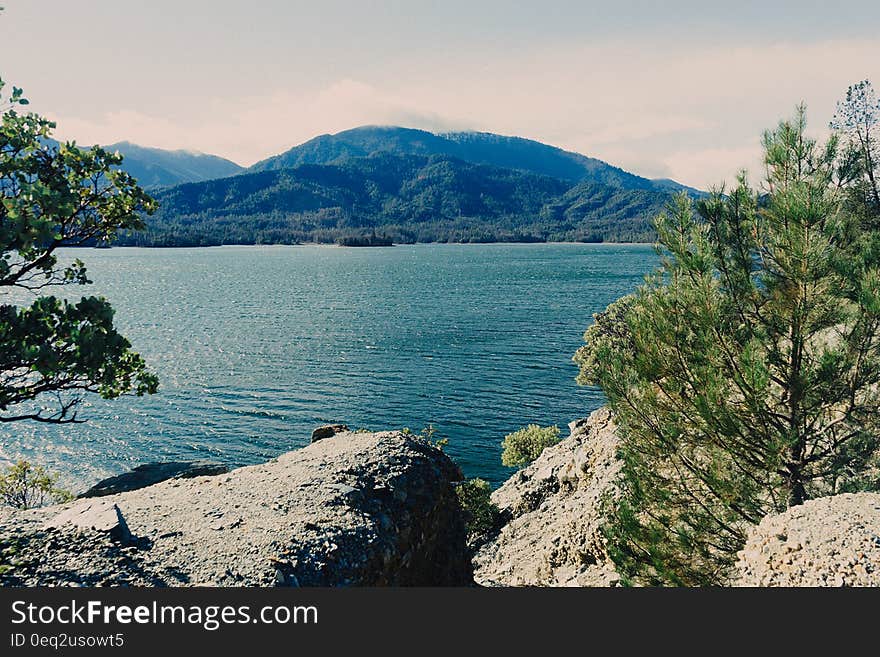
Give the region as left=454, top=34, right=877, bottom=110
left=661, top=143, right=766, bottom=191
left=580, top=116, right=717, bottom=147
left=49, top=79, right=472, bottom=166
left=47, top=37, right=880, bottom=188
left=56, top=111, right=186, bottom=149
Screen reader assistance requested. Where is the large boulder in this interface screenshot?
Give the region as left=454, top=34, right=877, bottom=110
left=0, top=430, right=472, bottom=587
left=473, top=407, right=622, bottom=586
left=79, top=461, right=228, bottom=498
left=310, top=424, right=349, bottom=443
left=734, top=492, right=880, bottom=587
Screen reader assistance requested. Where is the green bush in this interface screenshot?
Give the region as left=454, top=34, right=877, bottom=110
left=0, top=461, right=73, bottom=509
left=501, top=424, right=561, bottom=468
left=455, top=478, right=500, bottom=538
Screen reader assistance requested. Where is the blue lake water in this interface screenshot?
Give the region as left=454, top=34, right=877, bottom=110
left=0, top=243, right=657, bottom=490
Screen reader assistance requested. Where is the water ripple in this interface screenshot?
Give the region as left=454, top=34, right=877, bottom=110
left=0, top=243, right=656, bottom=489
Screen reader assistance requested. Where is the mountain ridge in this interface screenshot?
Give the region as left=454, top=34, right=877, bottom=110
left=41, top=138, right=244, bottom=188
left=249, top=125, right=698, bottom=194
left=102, top=141, right=244, bottom=188
left=119, top=151, right=674, bottom=246
left=53, top=125, right=703, bottom=246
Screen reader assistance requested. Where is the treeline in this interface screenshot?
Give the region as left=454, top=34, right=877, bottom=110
left=117, top=152, right=671, bottom=246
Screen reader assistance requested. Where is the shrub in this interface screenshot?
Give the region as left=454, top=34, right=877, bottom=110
left=402, top=424, right=449, bottom=450
left=501, top=424, right=561, bottom=468
left=455, top=478, right=500, bottom=538
left=0, top=461, right=73, bottom=509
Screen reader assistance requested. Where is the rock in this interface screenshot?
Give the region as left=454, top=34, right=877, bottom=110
left=734, top=492, right=880, bottom=587
left=44, top=500, right=132, bottom=544
left=79, top=461, right=228, bottom=498
left=2, top=430, right=471, bottom=587
left=473, top=407, right=621, bottom=586
left=326, top=483, right=362, bottom=505
left=310, top=424, right=349, bottom=442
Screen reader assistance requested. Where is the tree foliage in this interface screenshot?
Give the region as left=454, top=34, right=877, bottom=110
left=0, top=79, right=158, bottom=423
left=455, top=478, right=500, bottom=539
left=501, top=424, right=561, bottom=468
left=577, top=104, right=880, bottom=585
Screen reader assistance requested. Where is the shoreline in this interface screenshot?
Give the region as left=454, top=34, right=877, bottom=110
left=68, top=241, right=658, bottom=250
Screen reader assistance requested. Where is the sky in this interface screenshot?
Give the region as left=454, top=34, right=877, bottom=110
left=2, top=1, right=879, bottom=189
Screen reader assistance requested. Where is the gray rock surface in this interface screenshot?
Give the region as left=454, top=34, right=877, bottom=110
left=79, top=461, right=228, bottom=498
left=734, top=492, right=880, bottom=587
left=0, top=430, right=471, bottom=587
left=0, top=521, right=164, bottom=587
left=310, top=424, right=350, bottom=443
left=473, top=407, right=622, bottom=586
left=44, top=500, right=132, bottom=544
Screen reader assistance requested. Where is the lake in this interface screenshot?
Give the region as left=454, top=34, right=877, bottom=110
left=0, top=243, right=657, bottom=490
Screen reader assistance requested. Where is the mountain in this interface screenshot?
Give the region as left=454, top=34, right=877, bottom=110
left=103, top=142, right=243, bottom=188
left=119, top=152, right=672, bottom=247
left=41, top=138, right=243, bottom=187
left=249, top=125, right=695, bottom=193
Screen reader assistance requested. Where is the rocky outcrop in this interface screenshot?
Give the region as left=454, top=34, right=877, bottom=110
left=10, top=405, right=875, bottom=588
left=734, top=492, right=880, bottom=587
left=473, top=407, right=622, bottom=586
left=311, top=424, right=350, bottom=442
left=0, top=430, right=472, bottom=587
left=79, top=461, right=228, bottom=498
left=475, top=407, right=880, bottom=588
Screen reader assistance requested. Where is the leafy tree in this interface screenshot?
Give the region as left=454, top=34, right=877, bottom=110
left=501, top=424, right=561, bottom=468
left=0, top=460, right=72, bottom=509
left=1, top=80, right=158, bottom=424
left=831, top=80, right=880, bottom=222
left=577, top=106, right=880, bottom=585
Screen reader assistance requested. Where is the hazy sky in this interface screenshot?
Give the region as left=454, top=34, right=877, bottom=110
left=2, top=1, right=879, bottom=188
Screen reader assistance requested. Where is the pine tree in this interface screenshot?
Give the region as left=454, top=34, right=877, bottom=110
left=831, top=80, right=880, bottom=224
left=575, top=106, right=880, bottom=585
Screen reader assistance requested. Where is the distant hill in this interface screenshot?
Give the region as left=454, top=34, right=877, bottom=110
left=118, top=152, right=673, bottom=246
left=248, top=125, right=696, bottom=193
left=41, top=138, right=243, bottom=188
left=103, top=142, right=243, bottom=188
